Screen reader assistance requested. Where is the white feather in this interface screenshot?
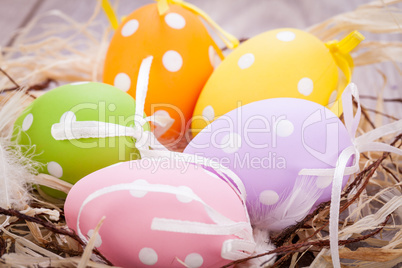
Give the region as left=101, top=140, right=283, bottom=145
left=237, top=228, right=276, bottom=268
left=250, top=175, right=324, bottom=232
left=0, top=92, right=40, bottom=209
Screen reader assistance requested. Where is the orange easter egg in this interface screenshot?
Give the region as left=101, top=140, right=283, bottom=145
left=103, top=3, right=220, bottom=142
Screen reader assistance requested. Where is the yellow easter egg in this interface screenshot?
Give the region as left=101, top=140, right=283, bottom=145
left=191, top=28, right=362, bottom=135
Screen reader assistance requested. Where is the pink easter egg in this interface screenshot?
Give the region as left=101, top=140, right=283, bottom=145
left=184, top=98, right=354, bottom=231
left=65, top=159, right=254, bottom=267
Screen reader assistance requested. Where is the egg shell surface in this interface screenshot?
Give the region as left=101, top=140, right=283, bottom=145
left=12, top=82, right=145, bottom=198
left=65, top=159, right=249, bottom=267
left=191, top=28, right=340, bottom=135
left=103, top=3, right=218, bottom=140
left=185, top=98, right=353, bottom=229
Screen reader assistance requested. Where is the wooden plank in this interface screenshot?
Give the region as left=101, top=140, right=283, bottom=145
left=0, top=0, right=42, bottom=47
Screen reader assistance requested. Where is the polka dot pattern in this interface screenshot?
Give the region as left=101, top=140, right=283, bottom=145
left=220, top=133, right=242, bottom=153
left=22, top=113, right=33, bottom=131
left=130, top=179, right=149, bottom=198
left=114, top=73, right=131, bottom=92
left=164, top=13, right=186, bottom=29
left=162, top=50, right=183, bottom=72
left=297, top=77, right=314, bottom=96
left=108, top=103, right=116, bottom=112
left=275, top=119, right=294, bottom=137
left=276, top=31, right=296, bottom=42
left=238, top=53, right=255, bottom=69
left=259, top=190, right=279, bottom=206
left=316, top=176, right=333, bottom=189
left=176, top=186, right=194, bottom=203
left=121, top=19, right=139, bottom=37
left=185, top=253, right=204, bottom=268
left=139, top=247, right=158, bottom=265
left=47, top=161, right=63, bottom=178
left=202, top=105, right=215, bottom=121
left=87, top=229, right=102, bottom=248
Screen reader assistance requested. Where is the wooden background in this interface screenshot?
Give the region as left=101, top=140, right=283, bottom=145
left=1, top=0, right=401, bottom=118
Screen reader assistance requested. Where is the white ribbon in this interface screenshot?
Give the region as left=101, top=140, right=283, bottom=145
left=299, top=83, right=402, bottom=268
left=76, top=157, right=256, bottom=260
left=51, top=56, right=173, bottom=150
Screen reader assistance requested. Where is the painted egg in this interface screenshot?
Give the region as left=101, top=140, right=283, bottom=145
left=192, top=28, right=350, bottom=135
left=65, top=159, right=254, bottom=267
left=185, top=98, right=353, bottom=231
left=103, top=3, right=220, bottom=141
left=12, top=82, right=147, bottom=198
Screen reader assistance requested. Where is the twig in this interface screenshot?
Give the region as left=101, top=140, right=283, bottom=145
left=221, top=215, right=391, bottom=268
left=363, top=107, right=399, bottom=121
left=0, top=68, right=20, bottom=88
left=0, top=67, right=38, bottom=99
left=356, top=101, right=376, bottom=130
left=272, top=134, right=402, bottom=248
left=0, top=207, right=112, bottom=266
left=2, top=78, right=55, bottom=93
left=0, top=235, right=5, bottom=256
left=360, top=95, right=402, bottom=103
left=381, top=164, right=400, bottom=183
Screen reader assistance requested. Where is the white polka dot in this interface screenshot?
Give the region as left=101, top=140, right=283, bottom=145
left=316, top=176, right=333, bottom=189
left=328, top=90, right=338, bottom=104
left=154, top=110, right=170, bottom=117
left=108, top=103, right=116, bottom=111
left=275, top=119, right=294, bottom=137
left=22, top=113, right=33, bottom=131
left=276, top=31, right=296, bottom=42
left=164, top=13, right=186, bottom=29
left=70, top=81, right=89, bottom=86
left=130, top=179, right=149, bottom=198
left=47, top=161, right=63, bottom=178
left=139, top=248, right=158, bottom=265
left=87, top=229, right=102, bottom=248
left=185, top=253, right=204, bottom=268
left=238, top=53, right=255, bottom=69
left=114, top=73, right=131, bottom=92
left=121, top=19, right=139, bottom=37
left=176, top=186, right=194, bottom=203
left=202, top=105, right=214, bottom=121
left=162, top=50, right=183, bottom=72
left=220, top=133, right=242, bottom=153
left=259, top=190, right=279, bottom=206
left=298, top=77, right=314, bottom=96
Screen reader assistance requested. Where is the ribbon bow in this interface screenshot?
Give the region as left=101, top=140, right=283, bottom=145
left=76, top=153, right=256, bottom=260
left=299, top=83, right=402, bottom=268
left=51, top=56, right=172, bottom=150
left=326, top=31, right=365, bottom=116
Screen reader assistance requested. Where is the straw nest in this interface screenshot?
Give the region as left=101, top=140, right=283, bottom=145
left=0, top=0, right=401, bottom=267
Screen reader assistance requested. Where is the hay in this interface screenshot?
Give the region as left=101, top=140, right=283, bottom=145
left=0, top=0, right=401, bottom=267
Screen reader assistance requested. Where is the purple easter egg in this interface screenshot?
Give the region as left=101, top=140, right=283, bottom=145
left=185, top=98, right=353, bottom=231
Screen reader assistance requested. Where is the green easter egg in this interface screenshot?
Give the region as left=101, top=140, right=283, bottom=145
left=13, top=82, right=148, bottom=198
